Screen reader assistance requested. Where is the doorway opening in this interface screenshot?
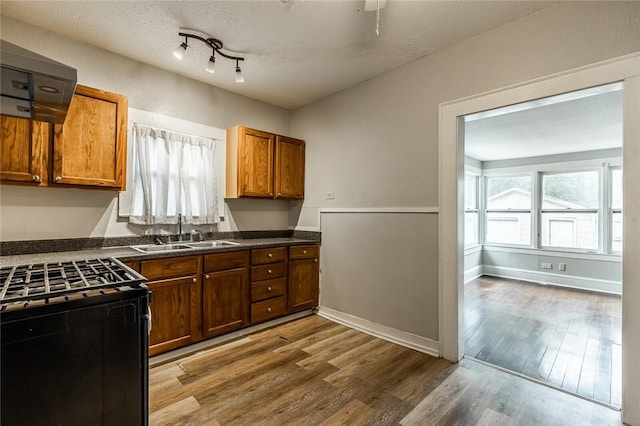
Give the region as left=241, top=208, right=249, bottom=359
left=461, top=83, right=623, bottom=407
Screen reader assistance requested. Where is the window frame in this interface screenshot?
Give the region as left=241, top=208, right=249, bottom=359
left=464, top=173, right=480, bottom=248
left=609, top=166, right=623, bottom=254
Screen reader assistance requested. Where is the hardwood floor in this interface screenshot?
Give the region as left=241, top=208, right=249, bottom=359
left=465, top=275, right=622, bottom=407
left=149, top=314, right=621, bottom=425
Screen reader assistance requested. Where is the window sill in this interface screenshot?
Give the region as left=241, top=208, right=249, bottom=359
left=482, top=244, right=622, bottom=262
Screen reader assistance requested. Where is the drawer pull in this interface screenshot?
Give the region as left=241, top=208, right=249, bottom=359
left=268, top=253, right=273, bottom=258
left=267, top=286, right=272, bottom=291
left=205, top=274, right=210, bottom=280
left=303, top=250, right=307, bottom=254
left=314, top=259, right=318, bottom=263
left=267, top=307, right=272, bottom=312
left=268, top=269, right=272, bottom=274
left=192, top=278, right=197, bottom=283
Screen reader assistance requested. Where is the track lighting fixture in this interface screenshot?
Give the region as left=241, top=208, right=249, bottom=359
left=173, top=30, right=245, bottom=82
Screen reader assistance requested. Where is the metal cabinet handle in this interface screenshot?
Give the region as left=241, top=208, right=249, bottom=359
left=268, top=269, right=272, bottom=274
left=269, top=193, right=273, bottom=196
left=303, top=250, right=307, bottom=254
left=278, top=193, right=282, bottom=196
left=314, top=259, right=318, bottom=263
left=267, top=307, right=272, bottom=312
left=205, top=274, right=210, bottom=280
left=268, top=253, right=273, bottom=258
left=267, top=286, right=272, bottom=291
left=192, top=278, right=197, bottom=283
left=54, top=176, right=62, bottom=183
left=32, top=175, right=40, bottom=182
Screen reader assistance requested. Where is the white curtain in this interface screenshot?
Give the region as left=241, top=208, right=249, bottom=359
left=129, top=123, right=219, bottom=225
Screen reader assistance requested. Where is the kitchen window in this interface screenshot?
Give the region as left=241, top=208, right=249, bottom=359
left=128, top=124, right=220, bottom=225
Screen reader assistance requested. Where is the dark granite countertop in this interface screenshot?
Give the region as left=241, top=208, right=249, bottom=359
left=0, top=237, right=319, bottom=267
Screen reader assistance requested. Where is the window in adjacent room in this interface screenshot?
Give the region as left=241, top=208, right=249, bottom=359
left=485, top=175, right=532, bottom=245
left=611, top=167, right=622, bottom=252
left=540, top=170, right=599, bottom=250
left=464, top=174, right=480, bottom=247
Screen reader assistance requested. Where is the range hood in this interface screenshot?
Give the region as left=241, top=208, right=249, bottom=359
left=1, top=40, right=77, bottom=124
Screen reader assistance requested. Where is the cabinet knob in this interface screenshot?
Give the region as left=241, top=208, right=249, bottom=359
left=314, top=259, right=318, bottom=263
left=303, top=250, right=307, bottom=254
left=278, top=193, right=282, bottom=196
left=269, top=193, right=273, bottom=196
left=32, top=175, right=40, bottom=183
left=192, top=278, right=197, bottom=283
left=205, top=274, right=210, bottom=280
left=54, top=176, right=62, bottom=183
left=267, top=286, right=272, bottom=292
left=267, top=307, right=272, bottom=312
left=267, top=269, right=272, bottom=274
left=268, top=253, right=273, bottom=258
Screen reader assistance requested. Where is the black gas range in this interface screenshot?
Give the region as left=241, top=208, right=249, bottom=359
left=1, top=257, right=150, bottom=426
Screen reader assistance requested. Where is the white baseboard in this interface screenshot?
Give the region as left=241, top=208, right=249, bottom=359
left=464, top=265, right=483, bottom=283
left=482, top=265, right=621, bottom=295
left=317, top=306, right=440, bottom=358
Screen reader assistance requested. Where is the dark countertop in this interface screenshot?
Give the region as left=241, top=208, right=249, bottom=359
left=0, top=238, right=318, bottom=267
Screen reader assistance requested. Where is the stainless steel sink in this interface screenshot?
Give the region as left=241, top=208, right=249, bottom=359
left=130, top=243, right=193, bottom=253
left=185, top=240, right=240, bottom=248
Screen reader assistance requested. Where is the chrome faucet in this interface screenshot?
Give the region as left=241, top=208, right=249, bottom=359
left=192, top=229, right=204, bottom=242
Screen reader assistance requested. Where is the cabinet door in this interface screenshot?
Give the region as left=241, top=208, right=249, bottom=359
left=288, top=257, right=319, bottom=313
left=0, top=116, right=48, bottom=185
left=148, top=275, right=200, bottom=356
left=239, top=127, right=274, bottom=197
left=275, top=135, right=305, bottom=199
left=202, top=268, right=249, bottom=337
left=52, top=85, right=127, bottom=189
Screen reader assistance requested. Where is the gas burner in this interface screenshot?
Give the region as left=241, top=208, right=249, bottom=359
left=0, top=258, right=145, bottom=307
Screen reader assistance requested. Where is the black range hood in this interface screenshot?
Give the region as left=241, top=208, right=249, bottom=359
left=1, top=40, right=77, bottom=124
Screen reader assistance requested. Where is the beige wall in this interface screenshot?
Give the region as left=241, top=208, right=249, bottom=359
left=0, top=16, right=293, bottom=241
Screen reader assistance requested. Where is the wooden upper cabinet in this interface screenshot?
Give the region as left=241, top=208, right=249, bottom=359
left=275, top=135, right=305, bottom=199
left=0, top=116, right=49, bottom=185
left=52, top=85, right=127, bottom=189
left=226, top=125, right=304, bottom=200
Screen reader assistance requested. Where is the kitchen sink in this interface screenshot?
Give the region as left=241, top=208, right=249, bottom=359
left=130, top=243, right=193, bottom=253
left=185, top=240, right=240, bottom=248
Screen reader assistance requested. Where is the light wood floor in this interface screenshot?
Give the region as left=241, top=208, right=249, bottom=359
left=149, top=315, right=621, bottom=425
left=465, top=275, right=622, bottom=407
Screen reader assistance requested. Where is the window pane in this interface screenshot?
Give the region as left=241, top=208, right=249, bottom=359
left=542, top=171, right=598, bottom=209
left=612, top=211, right=622, bottom=252
left=465, top=175, right=478, bottom=210
left=486, top=212, right=531, bottom=245
left=611, top=169, right=622, bottom=210
left=465, top=212, right=478, bottom=246
left=487, top=176, right=531, bottom=209
left=541, top=212, right=598, bottom=249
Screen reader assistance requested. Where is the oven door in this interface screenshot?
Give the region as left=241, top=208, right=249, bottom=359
left=1, top=289, right=149, bottom=426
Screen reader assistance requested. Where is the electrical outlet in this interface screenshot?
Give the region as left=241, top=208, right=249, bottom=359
left=325, top=191, right=335, bottom=200
left=541, top=263, right=553, bottom=269
left=559, top=263, right=566, bottom=271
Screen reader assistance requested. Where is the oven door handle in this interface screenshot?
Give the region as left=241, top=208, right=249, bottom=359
left=147, top=305, right=152, bottom=334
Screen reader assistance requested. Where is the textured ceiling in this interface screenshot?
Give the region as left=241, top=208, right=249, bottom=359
left=465, top=84, right=623, bottom=162
left=0, top=0, right=557, bottom=109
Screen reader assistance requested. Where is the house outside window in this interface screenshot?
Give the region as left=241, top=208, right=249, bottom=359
left=540, top=171, right=599, bottom=250
left=485, top=175, right=532, bottom=245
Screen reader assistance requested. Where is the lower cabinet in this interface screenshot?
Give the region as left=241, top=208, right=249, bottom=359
left=127, top=243, right=320, bottom=356
left=288, top=245, right=320, bottom=313
left=202, top=251, right=249, bottom=337
left=140, top=256, right=202, bottom=357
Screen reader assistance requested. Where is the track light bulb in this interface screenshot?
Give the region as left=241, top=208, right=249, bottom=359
left=172, top=42, right=188, bottom=60
left=205, top=55, right=216, bottom=74
left=235, top=65, right=244, bottom=83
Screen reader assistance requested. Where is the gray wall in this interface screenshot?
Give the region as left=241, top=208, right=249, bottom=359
left=290, top=2, right=640, bottom=339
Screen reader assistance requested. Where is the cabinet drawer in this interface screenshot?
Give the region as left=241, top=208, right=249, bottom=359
left=251, top=247, right=287, bottom=265
left=289, top=245, right=319, bottom=260
left=251, top=296, right=287, bottom=324
left=204, top=250, right=249, bottom=272
left=251, top=277, right=286, bottom=302
left=140, top=256, right=199, bottom=280
left=251, top=262, right=286, bottom=281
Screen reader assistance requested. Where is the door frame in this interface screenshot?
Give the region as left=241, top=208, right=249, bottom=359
left=438, top=52, right=640, bottom=424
